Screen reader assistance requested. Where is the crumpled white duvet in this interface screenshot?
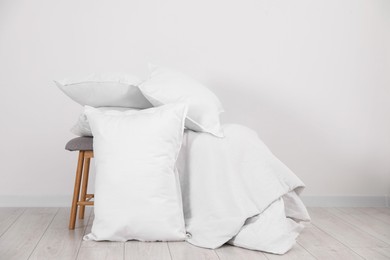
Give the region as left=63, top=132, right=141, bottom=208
left=176, top=124, right=310, bottom=254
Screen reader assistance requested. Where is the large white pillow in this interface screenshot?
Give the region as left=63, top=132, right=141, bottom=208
left=138, top=66, right=224, bottom=137
left=55, top=73, right=152, bottom=108
left=71, top=107, right=139, bottom=137
left=83, top=104, right=187, bottom=242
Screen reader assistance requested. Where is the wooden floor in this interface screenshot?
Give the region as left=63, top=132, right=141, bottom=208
left=0, top=208, right=389, bottom=260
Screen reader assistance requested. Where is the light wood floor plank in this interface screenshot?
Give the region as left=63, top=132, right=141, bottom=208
left=77, top=241, right=124, bottom=260
left=29, top=207, right=92, bottom=260
left=352, top=247, right=390, bottom=260
left=0, top=208, right=25, bottom=237
left=263, top=244, right=315, bottom=260
left=354, top=207, right=390, bottom=225
left=215, top=245, right=268, bottom=260
left=298, top=223, right=346, bottom=249
left=308, top=208, right=389, bottom=248
left=0, top=208, right=58, bottom=260
left=77, top=242, right=124, bottom=260
left=125, top=241, right=171, bottom=260
left=77, top=213, right=124, bottom=260
left=302, top=246, right=363, bottom=260
left=297, top=223, right=363, bottom=259
left=168, top=241, right=219, bottom=260
left=329, top=208, right=390, bottom=245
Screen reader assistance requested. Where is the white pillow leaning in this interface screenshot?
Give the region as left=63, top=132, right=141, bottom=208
left=71, top=107, right=139, bottom=137
left=55, top=73, right=152, bottom=108
left=138, top=66, right=224, bottom=137
left=83, top=104, right=187, bottom=242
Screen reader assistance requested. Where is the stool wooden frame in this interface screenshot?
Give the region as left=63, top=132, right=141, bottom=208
left=69, top=150, right=94, bottom=230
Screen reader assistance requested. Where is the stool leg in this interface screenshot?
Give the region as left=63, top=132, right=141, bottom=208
left=79, top=156, right=90, bottom=219
left=69, top=151, right=84, bottom=230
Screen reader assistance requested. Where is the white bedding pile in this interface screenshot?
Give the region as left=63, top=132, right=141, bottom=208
left=57, top=65, right=310, bottom=254
left=177, top=125, right=310, bottom=253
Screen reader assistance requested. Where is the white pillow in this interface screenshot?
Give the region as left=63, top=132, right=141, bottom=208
left=71, top=107, right=138, bottom=137
left=55, top=73, right=152, bottom=108
left=83, top=104, right=187, bottom=242
left=138, top=66, right=224, bottom=137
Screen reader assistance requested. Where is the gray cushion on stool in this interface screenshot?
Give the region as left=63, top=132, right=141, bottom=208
left=65, top=137, right=93, bottom=151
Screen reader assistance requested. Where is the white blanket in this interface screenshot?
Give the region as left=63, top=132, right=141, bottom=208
left=177, top=124, right=310, bottom=254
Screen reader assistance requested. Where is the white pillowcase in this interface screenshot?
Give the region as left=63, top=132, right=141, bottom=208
left=83, top=104, right=187, bottom=242
left=55, top=73, right=152, bottom=108
left=71, top=107, right=138, bottom=137
left=138, top=66, right=224, bottom=137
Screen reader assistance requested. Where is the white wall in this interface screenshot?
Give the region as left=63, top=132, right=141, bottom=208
left=0, top=0, right=389, bottom=205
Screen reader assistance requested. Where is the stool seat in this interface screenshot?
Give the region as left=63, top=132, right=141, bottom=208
left=65, top=137, right=93, bottom=151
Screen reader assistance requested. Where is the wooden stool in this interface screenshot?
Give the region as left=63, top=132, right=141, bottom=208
left=65, top=137, right=94, bottom=230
